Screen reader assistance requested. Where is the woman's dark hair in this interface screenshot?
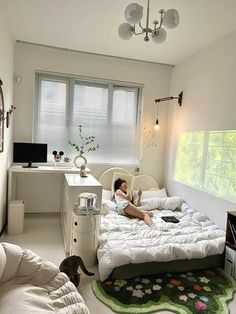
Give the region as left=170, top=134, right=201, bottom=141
left=114, top=178, right=126, bottom=192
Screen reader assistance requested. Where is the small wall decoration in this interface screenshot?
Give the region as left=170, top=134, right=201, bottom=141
left=6, top=105, right=16, bottom=128
left=0, top=78, right=16, bottom=137
left=0, top=79, right=4, bottom=153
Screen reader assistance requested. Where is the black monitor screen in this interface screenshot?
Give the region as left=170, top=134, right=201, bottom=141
left=13, top=142, right=47, bottom=168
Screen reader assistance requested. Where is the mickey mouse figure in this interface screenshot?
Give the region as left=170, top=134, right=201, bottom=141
left=52, top=150, right=64, bottom=162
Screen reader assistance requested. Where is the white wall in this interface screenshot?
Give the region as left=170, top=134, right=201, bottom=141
left=13, top=43, right=172, bottom=212
left=165, top=30, right=236, bottom=230
left=0, top=12, right=14, bottom=231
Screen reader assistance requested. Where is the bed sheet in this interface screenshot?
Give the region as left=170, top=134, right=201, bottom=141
left=97, top=202, right=226, bottom=281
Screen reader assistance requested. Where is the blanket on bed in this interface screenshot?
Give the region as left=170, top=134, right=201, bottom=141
left=97, top=203, right=226, bottom=281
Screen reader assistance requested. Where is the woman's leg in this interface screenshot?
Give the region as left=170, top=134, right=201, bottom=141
left=124, top=203, right=154, bottom=226
left=144, top=213, right=154, bottom=226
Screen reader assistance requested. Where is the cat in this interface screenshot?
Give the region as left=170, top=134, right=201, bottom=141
left=59, top=255, right=95, bottom=287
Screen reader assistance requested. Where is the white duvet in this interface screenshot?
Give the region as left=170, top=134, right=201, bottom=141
left=97, top=202, right=226, bottom=281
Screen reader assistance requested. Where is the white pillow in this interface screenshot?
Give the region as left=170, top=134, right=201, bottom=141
left=140, top=196, right=183, bottom=211
left=101, top=200, right=116, bottom=214
left=142, top=188, right=167, bottom=200
left=160, top=196, right=183, bottom=211
left=102, top=189, right=112, bottom=201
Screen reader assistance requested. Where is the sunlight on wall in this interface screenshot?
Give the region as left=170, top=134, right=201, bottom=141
left=174, top=130, right=236, bottom=203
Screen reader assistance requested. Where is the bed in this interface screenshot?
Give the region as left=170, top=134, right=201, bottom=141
left=97, top=168, right=226, bottom=281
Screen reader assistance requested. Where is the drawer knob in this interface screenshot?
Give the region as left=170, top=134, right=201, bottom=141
left=73, top=238, right=77, bottom=243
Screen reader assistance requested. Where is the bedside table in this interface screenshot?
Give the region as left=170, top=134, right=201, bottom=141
left=224, top=211, right=236, bottom=278
left=61, top=174, right=102, bottom=254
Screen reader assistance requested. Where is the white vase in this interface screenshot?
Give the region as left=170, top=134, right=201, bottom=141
left=73, top=154, right=87, bottom=169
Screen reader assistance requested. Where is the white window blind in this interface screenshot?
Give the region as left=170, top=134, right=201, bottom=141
left=174, top=130, right=236, bottom=202
left=34, top=77, right=69, bottom=152
left=34, top=74, right=141, bottom=165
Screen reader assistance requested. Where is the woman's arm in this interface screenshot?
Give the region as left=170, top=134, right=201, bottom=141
left=116, top=189, right=131, bottom=201
left=135, top=189, right=142, bottom=207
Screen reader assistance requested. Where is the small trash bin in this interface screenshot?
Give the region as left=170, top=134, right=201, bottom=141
left=8, top=200, right=25, bottom=235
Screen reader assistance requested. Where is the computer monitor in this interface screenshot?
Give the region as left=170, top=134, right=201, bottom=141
left=13, top=142, right=48, bottom=168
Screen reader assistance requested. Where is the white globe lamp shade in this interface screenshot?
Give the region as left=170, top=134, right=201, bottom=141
left=151, top=27, right=167, bottom=44
left=118, top=23, right=133, bottom=40
left=162, top=9, right=179, bottom=29
left=125, top=3, right=143, bottom=24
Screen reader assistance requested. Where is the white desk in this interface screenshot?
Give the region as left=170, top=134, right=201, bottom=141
left=8, top=166, right=90, bottom=212
left=61, top=173, right=102, bottom=253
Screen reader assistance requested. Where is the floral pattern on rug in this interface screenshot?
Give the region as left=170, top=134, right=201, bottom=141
left=92, top=268, right=236, bottom=314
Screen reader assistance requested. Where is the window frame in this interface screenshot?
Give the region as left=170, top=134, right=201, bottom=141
left=34, top=72, right=143, bottom=166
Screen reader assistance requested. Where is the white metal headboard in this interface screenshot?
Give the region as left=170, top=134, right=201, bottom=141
left=98, top=167, right=132, bottom=190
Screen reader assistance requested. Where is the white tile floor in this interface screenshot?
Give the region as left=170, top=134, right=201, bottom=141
left=1, top=213, right=236, bottom=314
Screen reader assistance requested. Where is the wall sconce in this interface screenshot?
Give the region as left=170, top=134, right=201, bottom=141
left=155, top=91, right=183, bottom=106
left=154, top=91, right=183, bottom=130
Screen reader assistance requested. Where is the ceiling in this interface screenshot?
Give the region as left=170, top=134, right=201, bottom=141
left=1, top=0, right=236, bottom=65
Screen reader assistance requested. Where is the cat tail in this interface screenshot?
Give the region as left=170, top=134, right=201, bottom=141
left=78, top=257, right=95, bottom=276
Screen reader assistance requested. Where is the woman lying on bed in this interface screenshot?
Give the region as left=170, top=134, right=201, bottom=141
left=114, top=178, right=154, bottom=227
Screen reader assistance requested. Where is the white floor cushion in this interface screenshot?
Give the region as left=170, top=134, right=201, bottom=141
left=0, top=242, right=89, bottom=314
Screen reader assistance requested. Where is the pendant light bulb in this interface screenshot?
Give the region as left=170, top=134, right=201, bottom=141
left=154, top=118, right=160, bottom=131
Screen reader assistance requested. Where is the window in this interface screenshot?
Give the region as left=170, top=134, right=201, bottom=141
left=34, top=73, right=142, bottom=165
left=174, top=130, right=236, bottom=202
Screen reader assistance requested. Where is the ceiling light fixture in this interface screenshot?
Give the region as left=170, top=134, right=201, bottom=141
left=118, top=0, right=180, bottom=43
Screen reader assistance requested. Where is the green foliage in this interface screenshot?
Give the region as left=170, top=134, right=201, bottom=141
left=174, top=132, right=204, bottom=188
left=174, top=130, right=236, bottom=202
left=68, top=125, right=99, bottom=155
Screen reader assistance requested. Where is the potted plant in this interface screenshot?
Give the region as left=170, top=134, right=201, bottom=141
left=68, top=125, right=99, bottom=168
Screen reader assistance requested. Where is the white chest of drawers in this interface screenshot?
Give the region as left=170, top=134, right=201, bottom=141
left=61, top=174, right=102, bottom=254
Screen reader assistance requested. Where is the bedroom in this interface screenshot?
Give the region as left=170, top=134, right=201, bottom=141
left=0, top=1, right=236, bottom=313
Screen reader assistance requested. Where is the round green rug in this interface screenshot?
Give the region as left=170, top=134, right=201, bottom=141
left=92, top=268, right=236, bottom=313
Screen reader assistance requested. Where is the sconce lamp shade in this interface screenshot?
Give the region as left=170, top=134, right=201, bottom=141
left=152, top=27, right=167, bottom=43
left=118, top=23, right=134, bottom=40
left=125, top=3, right=144, bottom=24
left=162, top=9, right=179, bottom=29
